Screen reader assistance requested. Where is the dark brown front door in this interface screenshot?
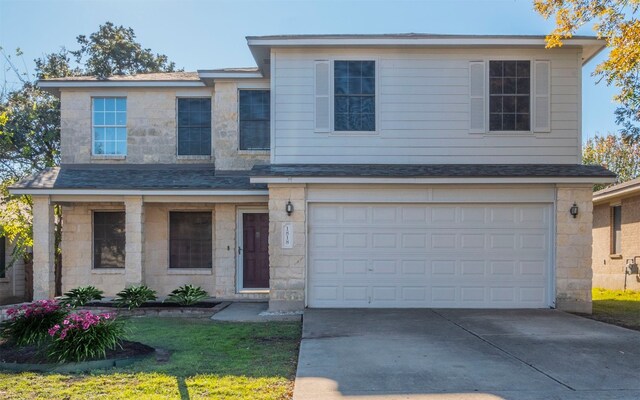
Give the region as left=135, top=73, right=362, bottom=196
left=242, top=213, right=269, bottom=289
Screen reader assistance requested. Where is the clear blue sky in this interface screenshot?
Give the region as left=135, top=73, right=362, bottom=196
left=0, top=0, right=618, bottom=139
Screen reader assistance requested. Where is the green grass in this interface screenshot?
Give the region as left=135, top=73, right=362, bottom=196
left=0, top=317, right=302, bottom=400
left=591, top=288, right=640, bottom=330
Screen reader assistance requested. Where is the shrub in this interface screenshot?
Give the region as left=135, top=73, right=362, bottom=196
left=47, top=311, right=125, bottom=362
left=0, top=300, right=68, bottom=346
left=166, top=284, right=208, bottom=306
left=59, top=286, right=104, bottom=308
left=114, top=285, right=157, bottom=310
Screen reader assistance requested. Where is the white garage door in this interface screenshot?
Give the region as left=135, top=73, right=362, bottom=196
left=308, top=203, right=552, bottom=308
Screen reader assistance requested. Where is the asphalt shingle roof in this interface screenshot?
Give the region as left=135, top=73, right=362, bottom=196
left=11, top=164, right=267, bottom=191
left=250, top=164, right=616, bottom=178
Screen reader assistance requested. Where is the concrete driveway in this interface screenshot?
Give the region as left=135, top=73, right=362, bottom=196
left=293, top=309, right=640, bottom=400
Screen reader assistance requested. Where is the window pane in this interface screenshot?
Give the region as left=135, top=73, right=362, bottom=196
left=177, top=98, right=211, bottom=156
left=613, top=206, right=622, bottom=254
left=239, top=90, right=270, bottom=150
left=488, top=60, right=530, bottom=131
left=169, top=212, right=212, bottom=269
left=93, top=212, right=125, bottom=268
left=93, top=97, right=127, bottom=155
left=334, top=60, right=376, bottom=132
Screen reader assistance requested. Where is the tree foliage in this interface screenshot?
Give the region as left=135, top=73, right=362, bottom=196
left=583, top=133, right=640, bottom=190
left=0, top=22, right=178, bottom=267
left=534, top=0, right=640, bottom=141
left=72, top=22, right=177, bottom=78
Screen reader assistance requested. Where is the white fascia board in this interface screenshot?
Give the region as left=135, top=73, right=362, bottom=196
left=198, top=71, right=264, bottom=79
left=37, top=81, right=206, bottom=89
left=247, top=37, right=602, bottom=48
left=250, top=176, right=616, bottom=185
left=9, top=188, right=269, bottom=196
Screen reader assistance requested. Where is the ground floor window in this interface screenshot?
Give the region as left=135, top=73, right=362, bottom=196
left=169, top=212, right=212, bottom=269
left=93, top=211, right=126, bottom=268
left=0, top=236, right=6, bottom=278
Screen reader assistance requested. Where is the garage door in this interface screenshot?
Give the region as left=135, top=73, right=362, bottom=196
left=308, top=203, right=552, bottom=308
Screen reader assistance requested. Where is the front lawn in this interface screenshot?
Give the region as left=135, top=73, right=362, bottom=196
left=590, top=288, right=640, bottom=331
left=0, top=317, right=301, bottom=400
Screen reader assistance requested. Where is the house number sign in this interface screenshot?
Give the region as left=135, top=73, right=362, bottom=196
left=282, top=222, right=293, bottom=249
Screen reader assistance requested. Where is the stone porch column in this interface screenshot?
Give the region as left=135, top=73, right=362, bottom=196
left=124, top=196, right=145, bottom=287
left=555, top=185, right=594, bottom=313
left=32, top=196, right=55, bottom=300
left=268, top=184, right=307, bottom=312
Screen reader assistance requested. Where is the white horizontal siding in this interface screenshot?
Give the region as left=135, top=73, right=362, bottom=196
left=272, top=47, right=582, bottom=164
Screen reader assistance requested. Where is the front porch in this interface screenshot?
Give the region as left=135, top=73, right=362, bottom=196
left=31, top=195, right=271, bottom=301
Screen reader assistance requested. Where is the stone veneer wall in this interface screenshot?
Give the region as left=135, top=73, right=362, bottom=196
left=59, top=85, right=270, bottom=170
left=60, top=202, right=268, bottom=299
left=592, top=196, right=640, bottom=290
left=555, top=185, right=594, bottom=313
left=268, top=184, right=307, bottom=312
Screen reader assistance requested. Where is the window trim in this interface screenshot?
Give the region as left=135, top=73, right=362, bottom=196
left=91, top=210, right=126, bottom=270
left=175, top=96, right=213, bottom=157
left=237, top=89, right=271, bottom=151
left=330, top=58, right=379, bottom=135
left=610, top=204, right=622, bottom=256
left=91, top=97, right=128, bottom=157
left=486, top=58, right=533, bottom=135
left=168, top=210, right=214, bottom=270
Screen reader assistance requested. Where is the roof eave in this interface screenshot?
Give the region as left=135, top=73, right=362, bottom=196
left=246, top=36, right=605, bottom=66
left=36, top=80, right=207, bottom=90
left=593, top=183, right=640, bottom=204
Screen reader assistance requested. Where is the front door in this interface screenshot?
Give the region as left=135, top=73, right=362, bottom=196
left=242, top=213, right=269, bottom=289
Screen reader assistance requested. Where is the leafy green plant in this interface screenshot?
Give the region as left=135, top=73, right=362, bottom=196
left=59, top=286, right=104, bottom=308
left=114, top=285, right=157, bottom=310
left=166, top=284, right=209, bottom=306
left=47, top=311, right=125, bottom=362
left=0, top=300, right=68, bottom=346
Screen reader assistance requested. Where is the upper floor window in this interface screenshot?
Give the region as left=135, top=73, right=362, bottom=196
left=0, top=236, right=5, bottom=279
left=489, top=61, right=530, bottom=131
left=93, top=97, right=127, bottom=155
left=93, top=211, right=125, bottom=269
left=239, top=90, right=270, bottom=150
left=177, top=98, right=211, bottom=156
left=334, top=60, right=375, bottom=132
left=611, top=205, right=622, bottom=255
left=169, top=212, right=212, bottom=269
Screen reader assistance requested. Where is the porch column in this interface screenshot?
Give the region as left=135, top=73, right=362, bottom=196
left=32, top=196, right=55, bottom=300
left=124, top=196, right=145, bottom=287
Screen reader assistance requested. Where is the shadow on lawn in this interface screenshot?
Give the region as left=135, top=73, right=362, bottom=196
left=589, top=299, right=640, bottom=331
left=176, top=376, right=191, bottom=400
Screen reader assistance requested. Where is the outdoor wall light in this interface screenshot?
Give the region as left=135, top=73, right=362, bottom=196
left=570, top=203, right=579, bottom=218
left=286, top=200, right=294, bottom=216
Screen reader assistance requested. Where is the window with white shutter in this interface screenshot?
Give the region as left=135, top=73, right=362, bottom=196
left=469, top=61, right=486, bottom=133
left=314, top=61, right=330, bottom=132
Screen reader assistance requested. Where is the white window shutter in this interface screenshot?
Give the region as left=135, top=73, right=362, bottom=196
left=533, top=60, right=551, bottom=132
left=315, top=60, right=330, bottom=132
left=469, top=61, right=486, bottom=133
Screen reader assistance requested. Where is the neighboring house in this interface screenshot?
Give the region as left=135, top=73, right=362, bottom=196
left=592, top=177, right=640, bottom=290
left=0, top=234, right=28, bottom=304
left=9, top=34, right=615, bottom=313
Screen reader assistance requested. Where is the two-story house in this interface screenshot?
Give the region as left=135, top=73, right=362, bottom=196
left=10, top=34, right=615, bottom=313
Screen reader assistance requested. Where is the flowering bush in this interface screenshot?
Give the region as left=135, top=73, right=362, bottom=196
left=0, top=300, right=68, bottom=346
left=47, top=311, right=125, bottom=362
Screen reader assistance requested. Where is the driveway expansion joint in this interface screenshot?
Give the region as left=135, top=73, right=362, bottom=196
left=431, top=309, right=576, bottom=392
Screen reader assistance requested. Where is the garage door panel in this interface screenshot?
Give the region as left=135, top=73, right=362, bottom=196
left=308, top=203, right=552, bottom=308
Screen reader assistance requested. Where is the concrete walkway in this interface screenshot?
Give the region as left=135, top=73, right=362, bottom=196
left=294, top=309, right=640, bottom=400
left=211, top=302, right=301, bottom=322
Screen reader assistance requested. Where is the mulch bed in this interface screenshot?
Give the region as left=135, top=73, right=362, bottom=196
left=0, top=340, right=154, bottom=364
left=85, top=301, right=220, bottom=309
